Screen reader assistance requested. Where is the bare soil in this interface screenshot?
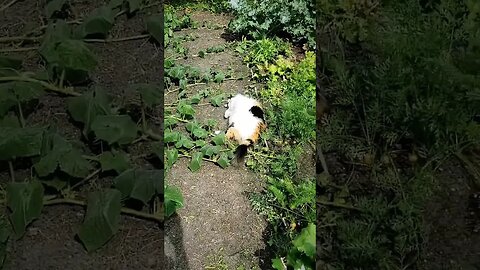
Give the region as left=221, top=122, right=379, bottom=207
left=164, top=11, right=268, bottom=270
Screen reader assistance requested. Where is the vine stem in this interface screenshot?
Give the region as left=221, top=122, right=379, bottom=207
left=179, top=154, right=217, bottom=163
left=144, top=129, right=162, bottom=141
left=84, top=34, right=150, bottom=43
left=0, top=76, right=81, bottom=96
left=0, top=0, right=19, bottom=12
left=43, top=198, right=163, bottom=223
left=70, top=168, right=101, bottom=190
left=8, top=162, right=14, bottom=182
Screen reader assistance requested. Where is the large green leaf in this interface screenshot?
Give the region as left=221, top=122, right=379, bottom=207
left=98, top=151, right=131, bottom=174
left=188, top=152, right=202, bottom=172
left=292, top=223, right=315, bottom=258
left=77, top=6, right=115, bottom=37
left=45, top=0, right=67, bottom=18
left=113, top=169, right=161, bottom=204
left=0, top=127, right=44, bottom=160
left=91, top=115, right=138, bottom=145
left=164, top=184, right=183, bottom=217
left=55, top=40, right=97, bottom=71
left=127, top=0, right=141, bottom=13
left=67, top=88, right=112, bottom=136
left=6, top=181, right=44, bottom=239
left=146, top=15, right=162, bottom=43
left=165, top=148, right=178, bottom=169
left=34, top=133, right=92, bottom=178
left=77, top=189, right=121, bottom=252
left=133, top=83, right=162, bottom=108
left=0, top=56, right=22, bottom=70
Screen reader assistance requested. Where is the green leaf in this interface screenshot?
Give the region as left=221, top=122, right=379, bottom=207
left=55, top=40, right=98, bottom=71
left=212, top=133, right=225, bottom=145
left=216, top=153, right=230, bottom=169
left=91, top=115, right=138, bottom=145
left=0, top=56, right=22, bottom=70
left=134, top=83, right=161, bottom=108
left=201, top=145, right=220, bottom=157
left=177, top=101, right=195, bottom=118
left=165, top=148, right=178, bottom=169
left=113, top=169, right=161, bottom=204
left=59, top=149, right=93, bottom=178
left=164, top=130, right=181, bottom=143
left=146, top=15, right=162, bottom=43
left=45, top=0, right=67, bottom=18
left=34, top=133, right=92, bottom=178
left=292, top=223, right=316, bottom=258
left=0, top=115, right=20, bottom=128
left=190, top=93, right=202, bottom=104
left=98, top=151, right=131, bottom=174
left=164, top=184, right=184, bottom=217
left=77, top=189, right=121, bottom=252
left=0, top=127, right=43, bottom=160
left=6, top=181, right=44, bottom=239
left=198, top=50, right=206, bottom=58
left=77, top=6, right=115, bottom=37
left=40, top=178, right=67, bottom=191
left=67, top=88, right=112, bottom=135
left=108, top=0, right=124, bottom=8
left=188, top=152, right=202, bottom=172
left=10, top=81, right=45, bottom=102
left=195, top=140, right=207, bottom=147
left=272, top=258, right=286, bottom=270
left=214, top=72, right=225, bottom=83
left=192, top=126, right=208, bottom=139
left=175, top=134, right=194, bottom=149
left=127, top=0, right=141, bottom=13
left=210, top=94, right=224, bottom=107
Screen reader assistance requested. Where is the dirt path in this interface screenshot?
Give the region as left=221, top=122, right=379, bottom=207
left=164, top=11, right=267, bottom=270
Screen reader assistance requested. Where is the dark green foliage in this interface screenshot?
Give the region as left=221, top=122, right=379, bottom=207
left=318, top=0, right=480, bottom=269
left=228, top=0, right=315, bottom=48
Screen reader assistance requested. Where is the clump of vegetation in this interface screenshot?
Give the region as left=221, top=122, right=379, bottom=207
left=237, top=38, right=316, bottom=270
left=318, top=0, right=480, bottom=268
left=228, top=0, right=315, bottom=48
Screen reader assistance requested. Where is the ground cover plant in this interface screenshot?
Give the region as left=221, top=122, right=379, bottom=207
left=163, top=1, right=316, bottom=269
left=317, top=0, right=480, bottom=269
left=0, top=0, right=163, bottom=268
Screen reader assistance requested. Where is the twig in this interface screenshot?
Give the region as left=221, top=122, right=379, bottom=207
left=70, top=168, right=101, bottom=190
left=0, top=47, right=38, bottom=53
left=144, top=129, right=162, bottom=141
left=0, top=0, right=19, bottom=12
left=84, top=34, right=150, bottom=43
left=8, top=161, right=14, bottom=182
left=0, top=76, right=81, bottom=96
left=0, top=36, right=42, bottom=43
left=43, top=198, right=163, bottom=223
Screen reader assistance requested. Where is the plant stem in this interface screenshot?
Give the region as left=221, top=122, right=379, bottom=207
left=70, top=168, right=101, bottom=190
left=144, top=129, right=162, bottom=141
left=179, top=154, right=217, bottom=163
left=0, top=76, right=81, bottom=96
left=8, top=161, right=14, bottom=182
left=17, top=102, right=25, bottom=128
left=84, top=34, right=150, bottom=43
left=0, top=0, right=19, bottom=12
left=0, top=47, right=38, bottom=53
left=0, top=36, right=41, bottom=43
left=43, top=198, right=163, bottom=223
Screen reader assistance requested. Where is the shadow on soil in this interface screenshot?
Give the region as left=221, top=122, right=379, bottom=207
left=165, top=214, right=190, bottom=270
